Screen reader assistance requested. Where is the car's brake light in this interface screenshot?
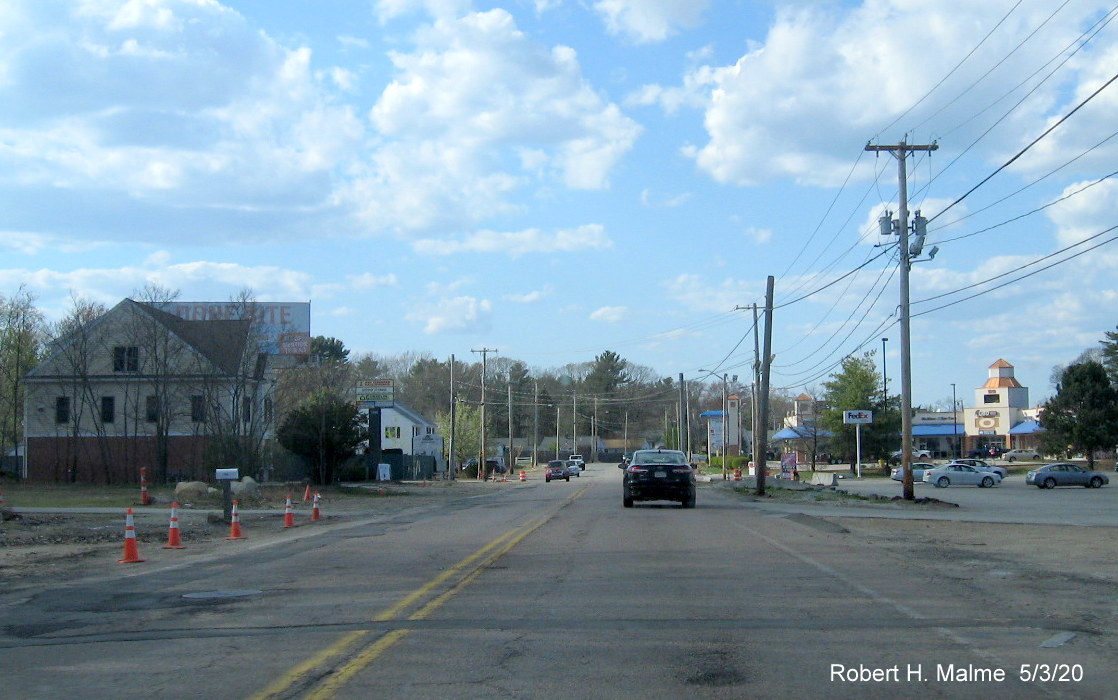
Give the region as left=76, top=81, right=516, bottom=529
left=673, top=467, right=692, bottom=473
left=627, top=466, right=648, bottom=474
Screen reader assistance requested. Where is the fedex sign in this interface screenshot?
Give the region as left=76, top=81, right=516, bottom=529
left=842, top=410, right=873, bottom=424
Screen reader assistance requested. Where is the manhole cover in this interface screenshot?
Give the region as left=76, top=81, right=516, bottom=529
left=182, top=589, right=262, bottom=600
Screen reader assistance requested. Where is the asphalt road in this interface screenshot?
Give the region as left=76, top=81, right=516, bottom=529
left=1, top=464, right=1112, bottom=699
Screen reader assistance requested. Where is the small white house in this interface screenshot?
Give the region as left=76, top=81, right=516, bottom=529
left=377, top=403, right=445, bottom=471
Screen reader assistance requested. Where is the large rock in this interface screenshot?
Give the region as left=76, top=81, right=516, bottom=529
left=231, top=475, right=261, bottom=500
left=174, top=481, right=210, bottom=501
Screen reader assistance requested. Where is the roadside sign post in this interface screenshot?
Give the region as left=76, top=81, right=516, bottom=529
left=842, top=411, right=873, bottom=478
left=215, top=468, right=239, bottom=522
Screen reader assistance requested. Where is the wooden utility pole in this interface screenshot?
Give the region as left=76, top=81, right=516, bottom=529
left=755, top=277, right=775, bottom=496
left=865, top=140, right=938, bottom=500
left=471, top=347, right=497, bottom=479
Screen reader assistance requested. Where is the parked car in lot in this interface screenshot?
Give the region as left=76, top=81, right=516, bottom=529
left=1025, top=463, right=1109, bottom=489
left=620, top=448, right=696, bottom=508
left=923, top=463, right=1002, bottom=488
left=545, top=460, right=570, bottom=482
left=890, top=462, right=936, bottom=482
left=890, top=449, right=932, bottom=464
left=565, top=460, right=581, bottom=477
left=946, top=460, right=1008, bottom=479
left=1003, top=448, right=1042, bottom=462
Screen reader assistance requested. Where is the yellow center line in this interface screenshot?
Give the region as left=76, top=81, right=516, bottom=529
left=249, top=486, right=586, bottom=700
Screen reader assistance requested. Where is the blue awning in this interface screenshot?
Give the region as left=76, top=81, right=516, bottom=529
left=772, top=426, right=832, bottom=440
left=912, top=424, right=964, bottom=437
left=1009, top=420, right=1043, bottom=434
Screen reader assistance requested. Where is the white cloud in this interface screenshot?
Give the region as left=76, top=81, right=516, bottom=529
left=348, top=9, right=640, bottom=233
left=665, top=273, right=757, bottom=312
left=504, top=288, right=551, bottom=303
left=408, top=296, right=493, bottom=334
left=593, top=0, right=709, bottom=44
left=589, top=305, right=627, bottom=322
left=681, top=2, right=1116, bottom=187
left=1046, top=178, right=1118, bottom=248
left=412, top=224, right=612, bottom=257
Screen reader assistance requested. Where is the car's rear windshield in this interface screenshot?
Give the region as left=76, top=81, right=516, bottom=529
left=632, top=451, right=687, bottom=465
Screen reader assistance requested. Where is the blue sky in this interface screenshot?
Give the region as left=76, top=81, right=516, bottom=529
left=3, top=0, right=1118, bottom=408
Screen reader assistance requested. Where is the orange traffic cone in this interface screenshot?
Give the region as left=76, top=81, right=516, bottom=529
left=225, top=500, right=247, bottom=540
left=303, top=484, right=312, bottom=501
left=118, top=507, right=145, bottom=563
left=311, top=492, right=321, bottom=522
left=162, top=502, right=186, bottom=549
left=282, top=495, right=295, bottom=528
left=519, top=470, right=526, bottom=482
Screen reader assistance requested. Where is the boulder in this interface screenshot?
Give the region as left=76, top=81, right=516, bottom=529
left=174, top=481, right=210, bottom=501
left=231, top=475, right=261, bottom=500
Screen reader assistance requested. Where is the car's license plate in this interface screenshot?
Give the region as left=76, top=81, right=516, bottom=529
left=655, top=471, right=666, bottom=478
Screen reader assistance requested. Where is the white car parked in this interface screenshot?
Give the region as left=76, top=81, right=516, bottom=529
left=1003, top=448, right=1042, bottom=462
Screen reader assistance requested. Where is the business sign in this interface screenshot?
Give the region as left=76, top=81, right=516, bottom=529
left=157, top=301, right=311, bottom=355
left=842, top=410, right=873, bottom=424
left=355, top=379, right=393, bottom=409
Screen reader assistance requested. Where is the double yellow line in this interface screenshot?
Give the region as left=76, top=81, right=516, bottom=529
left=251, top=486, right=586, bottom=700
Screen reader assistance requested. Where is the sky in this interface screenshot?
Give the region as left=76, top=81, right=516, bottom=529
left=3, top=0, right=1118, bottom=409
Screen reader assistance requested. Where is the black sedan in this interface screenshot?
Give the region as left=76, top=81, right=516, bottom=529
left=544, top=460, right=570, bottom=482
left=1025, top=463, right=1109, bottom=489
left=620, top=449, right=696, bottom=508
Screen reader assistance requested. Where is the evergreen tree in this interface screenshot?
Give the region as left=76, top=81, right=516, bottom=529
left=818, top=352, right=898, bottom=465
left=1039, top=361, right=1118, bottom=467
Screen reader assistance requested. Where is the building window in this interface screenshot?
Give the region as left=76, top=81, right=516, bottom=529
left=113, top=346, right=139, bottom=372
left=242, top=397, right=251, bottom=424
left=983, top=394, right=999, bottom=404
left=191, top=395, right=206, bottom=422
left=264, top=397, right=273, bottom=424
left=145, top=396, right=159, bottom=423
left=385, top=426, right=400, bottom=439
left=101, top=396, right=115, bottom=424
left=413, top=426, right=420, bottom=437
left=55, top=397, right=70, bottom=424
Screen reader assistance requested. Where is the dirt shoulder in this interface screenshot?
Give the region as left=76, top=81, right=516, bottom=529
left=0, top=480, right=506, bottom=589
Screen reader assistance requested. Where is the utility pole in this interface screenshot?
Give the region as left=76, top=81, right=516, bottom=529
left=472, top=347, right=497, bottom=480
left=507, top=380, right=513, bottom=474
left=865, top=139, right=938, bottom=501
left=449, top=354, right=456, bottom=480
left=677, top=372, right=686, bottom=453
left=755, top=277, right=775, bottom=496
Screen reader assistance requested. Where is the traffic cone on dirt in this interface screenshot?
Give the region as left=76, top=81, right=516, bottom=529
left=282, top=494, right=295, bottom=528
left=311, top=492, right=321, bottom=522
left=118, top=507, right=145, bottom=563
left=162, top=502, right=186, bottom=549
left=303, top=484, right=311, bottom=501
left=225, top=500, right=247, bottom=540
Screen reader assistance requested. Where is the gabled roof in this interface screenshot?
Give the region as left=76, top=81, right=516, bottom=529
left=28, top=298, right=253, bottom=379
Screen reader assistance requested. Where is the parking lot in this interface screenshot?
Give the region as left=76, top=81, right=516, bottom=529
left=829, top=471, right=1118, bottom=526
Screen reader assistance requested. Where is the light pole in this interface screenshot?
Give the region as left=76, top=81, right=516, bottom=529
left=951, top=382, right=958, bottom=459
left=699, top=370, right=728, bottom=478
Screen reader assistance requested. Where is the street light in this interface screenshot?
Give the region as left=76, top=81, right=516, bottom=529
left=881, top=337, right=889, bottom=406
left=951, top=382, right=958, bottom=459
left=698, top=370, right=728, bottom=478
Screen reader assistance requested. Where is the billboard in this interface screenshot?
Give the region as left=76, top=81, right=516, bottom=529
left=158, top=302, right=311, bottom=355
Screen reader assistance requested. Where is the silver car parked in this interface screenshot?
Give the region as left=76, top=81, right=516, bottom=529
left=1025, top=463, right=1109, bottom=489
left=923, top=463, right=1002, bottom=488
